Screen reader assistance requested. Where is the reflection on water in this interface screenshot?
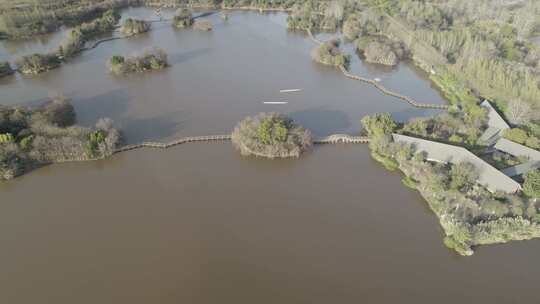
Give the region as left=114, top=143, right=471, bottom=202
left=1, top=7, right=538, bottom=304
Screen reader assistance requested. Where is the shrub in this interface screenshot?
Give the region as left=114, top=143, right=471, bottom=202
left=503, top=128, right=529, bottom=144
left=523, top=169, right=540, bottom=199
left=356, top=36, right=407, bottom=66
left=0, top=133, right=14, bottom=143
left=449, top=162, right=478, bottom=192
left=0, top=99, right=120, bottom=180
left=41, top=96, right=76, bottom=127
left=16, top=53, right=61, bottom=75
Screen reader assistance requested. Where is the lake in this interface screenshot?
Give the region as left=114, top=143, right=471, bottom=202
left=1, top=7, right=539, bottom=304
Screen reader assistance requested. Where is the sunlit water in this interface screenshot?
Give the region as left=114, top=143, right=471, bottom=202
left=1, top=7, right=538, bottom=304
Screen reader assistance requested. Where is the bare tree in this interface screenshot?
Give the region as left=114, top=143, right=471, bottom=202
left=506, top=99, right=533, bottom=125
left=325, top=0, right=345, bottom=22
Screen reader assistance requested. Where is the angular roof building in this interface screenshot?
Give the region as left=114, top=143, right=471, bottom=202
left=478, top=100, right=510, bottom=146
left=393, top=134, right=522, bottom=193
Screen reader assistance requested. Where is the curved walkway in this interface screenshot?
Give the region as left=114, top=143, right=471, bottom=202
left=307, top=29, right=448, bottom=110
left=114, top=135, right=232, bottom=153
left=113, top=133, right=370, bottom=154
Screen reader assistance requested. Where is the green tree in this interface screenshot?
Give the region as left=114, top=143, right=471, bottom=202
left=361, top=113, right=397, bottom=139
left=449, top=162, right=478, bottom=191
left=523, top=169, right=540, bottom=199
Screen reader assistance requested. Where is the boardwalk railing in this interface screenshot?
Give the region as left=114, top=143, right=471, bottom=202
left=314, top=134, right=370, bottom=144
left=338, top=66, right=448, bottom=110
left=114, top=135, right=232, bottom=154
left=113, top=133, right=370, bottom=154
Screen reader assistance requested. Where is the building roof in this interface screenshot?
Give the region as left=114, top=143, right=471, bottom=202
left=481, top=100, right=510, bottom=131
left=494, top=138, right=540, bottom=161
left=479, top=126, right=502, bottom=146
left=478, top=100, right=510, bottom=146
left=501, top=161, right=540, bottom=177
left=393, top=134, right=522, bottom=193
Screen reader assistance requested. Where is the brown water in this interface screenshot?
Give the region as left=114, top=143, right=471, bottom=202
left=1, top=8, right=539, bottom=303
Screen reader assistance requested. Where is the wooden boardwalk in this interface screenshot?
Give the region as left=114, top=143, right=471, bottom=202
left=314, top=134, right=370, bottom=144
left=114, top=135, right=232, bottom=154
left=307, top=29, right=448, bottom=111
left=338, top=66, right=448, bottom=110
left=113, top=133, right=370, bottom=154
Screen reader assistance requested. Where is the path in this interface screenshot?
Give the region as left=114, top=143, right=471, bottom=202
left=307, top=29, right=449, bottom=110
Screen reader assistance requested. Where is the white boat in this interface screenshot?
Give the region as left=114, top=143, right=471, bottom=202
left=374, top=78, right=381, bottom=82
left=279, top=89, right=303, bottom=93
left=263, top=101, right=288, bottom=105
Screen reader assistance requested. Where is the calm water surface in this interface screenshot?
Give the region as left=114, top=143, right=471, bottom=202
left=1, top=8, right=539, bottom=304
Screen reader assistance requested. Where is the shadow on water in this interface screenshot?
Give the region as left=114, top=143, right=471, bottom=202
left=0, top=73, right=17, bottom=87
left=290, top=107, right=351, bottom=137
left=72, top=88, right=132, bottom=127
left=120, top=110, right=186, bottom=144
left=168, top=48, right=213, bottom=65
left=391, top=106, right=440, bottom=123
left=193, top=11, right=217, bottom=19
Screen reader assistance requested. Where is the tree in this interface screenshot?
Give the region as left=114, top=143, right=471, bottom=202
left=480, top=200, right=509, bottom=218
left=449, top=162, right=478, bottom=191
left=523, top=169, right=540, bottom=199
left=506, top=99, right=533, bottom=125
left=361, top=113, right=397, bottom=139
left=42, top=95, right=76, bottom=127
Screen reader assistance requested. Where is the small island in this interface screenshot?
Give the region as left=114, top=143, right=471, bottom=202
left=121, top=18, right=151, bottom=35
left=172, top=9, right=194, bottom=28
left=16, top=53, right=61, bottom=75
left=108, top=48, right=168, bottom=75
left=58, top=9, right=121, bottom=58
left=311, top=39, right=349, bottom=68
left=232, top=112, right=312, bottom=159
left=0, top=97, right=120, bottom=180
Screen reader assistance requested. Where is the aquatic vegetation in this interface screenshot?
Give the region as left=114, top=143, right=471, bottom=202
left=232, top=113, right=312, bottom=159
